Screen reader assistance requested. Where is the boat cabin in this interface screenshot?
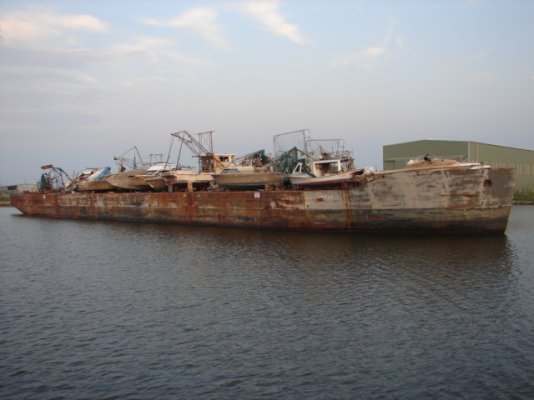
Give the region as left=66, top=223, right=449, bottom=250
left=199, top=153, right=237, bottom=173
left=143, top=162, right=176, bottom=176
left=293, top=157, right=355, bottom=177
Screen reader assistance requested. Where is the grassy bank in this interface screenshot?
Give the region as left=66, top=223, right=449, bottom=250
left=514, top=190, right=534, bottom=205
left=0, top=190, right=11, bottom=206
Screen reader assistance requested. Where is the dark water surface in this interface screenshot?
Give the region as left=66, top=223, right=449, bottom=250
left=1, top=206, right=533, bottom=399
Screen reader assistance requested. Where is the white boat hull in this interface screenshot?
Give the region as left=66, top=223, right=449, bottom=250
left=289, top=170, right=356, bottom=189
left=213, top=171, right=283, bottom=189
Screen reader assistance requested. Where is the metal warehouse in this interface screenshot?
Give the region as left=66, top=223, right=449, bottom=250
left=383, top=140, right=534, bottom=193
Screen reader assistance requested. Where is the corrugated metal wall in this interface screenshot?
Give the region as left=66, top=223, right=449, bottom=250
left=383, top=140, right=534, bottom=192
left=383, top=140, right=468, bottom=170
left=471, top=142, right=534, bottom=192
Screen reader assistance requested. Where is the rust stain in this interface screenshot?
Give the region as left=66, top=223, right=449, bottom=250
left=10, top=167, right=515, bottom=234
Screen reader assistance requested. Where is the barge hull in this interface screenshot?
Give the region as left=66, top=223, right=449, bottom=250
left=11, top=167, right=515, bottom=234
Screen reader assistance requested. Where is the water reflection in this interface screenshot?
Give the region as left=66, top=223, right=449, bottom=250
left=2, top=207, right=533, bottom=399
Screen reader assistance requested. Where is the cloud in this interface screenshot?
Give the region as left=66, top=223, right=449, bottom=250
left=239, top=0, right=307, bottom=45
left=0, top=65, right=102, bottom=97
left=110, top=36, right=208, bottom=65
left=467, top=49, right=490, bottom=63
left=111, top=36, right=175, bottom=60
left=0, top=9, right=108, bottom=46
left=143, top=7, right=230, bottom=50
left=332, top=47, right=386, bottom=70
left=331, top=17, right=402, bottom=69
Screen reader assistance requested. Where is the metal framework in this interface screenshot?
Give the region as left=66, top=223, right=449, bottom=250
left=38, top=164, right=71, bottom=192
left=171, top=130, right=224, bottom=172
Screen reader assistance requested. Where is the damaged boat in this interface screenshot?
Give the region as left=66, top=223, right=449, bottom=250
left=289, top=154, right=359, bottom=189
left=69, top=167, right=114, bottom=192
left=10, top=129, right=516, bottom=234
left=212, top=150, right=283, bottom=190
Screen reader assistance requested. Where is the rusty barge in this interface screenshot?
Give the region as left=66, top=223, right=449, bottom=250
left=11, top=164, right=515, bottom=234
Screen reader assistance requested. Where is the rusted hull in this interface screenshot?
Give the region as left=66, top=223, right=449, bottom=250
left=10, top=167, right=515, bottom=234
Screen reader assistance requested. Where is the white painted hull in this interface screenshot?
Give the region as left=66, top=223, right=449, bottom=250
left=289, top=170, right=357, bottom=188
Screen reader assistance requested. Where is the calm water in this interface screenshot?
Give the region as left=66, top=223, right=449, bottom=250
left=1, top=206, right=533, bottom=399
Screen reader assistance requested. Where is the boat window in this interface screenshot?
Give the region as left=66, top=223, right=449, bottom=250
left=315, top=161, right=339, bottom=175
left=331, top=162, right=340, bottom=173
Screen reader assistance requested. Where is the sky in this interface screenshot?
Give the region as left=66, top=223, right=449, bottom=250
left=1, top=0, right=533, bottom=184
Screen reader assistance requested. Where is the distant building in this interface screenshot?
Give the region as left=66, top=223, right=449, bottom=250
left=1, top=184, right=38, bottom=192
left=16, top=184, right=38, bottom=192
left=383, top=140, right=534, bottom=193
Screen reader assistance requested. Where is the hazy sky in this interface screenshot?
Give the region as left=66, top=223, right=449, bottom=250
left=1, top=0, right=533, bottom=184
